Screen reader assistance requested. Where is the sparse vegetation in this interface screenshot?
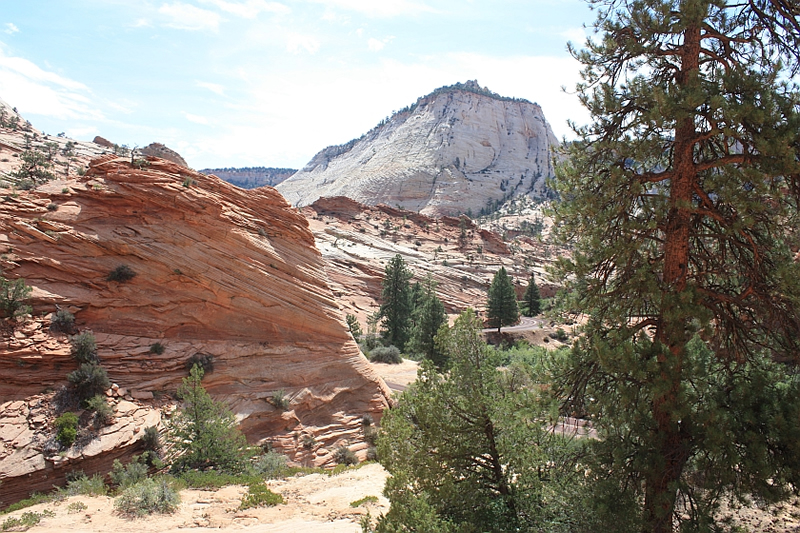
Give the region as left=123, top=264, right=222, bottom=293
left=270, top=389, right=290, bottom=410
left=149, top=342, right=165, bottom=355
left=1, top=510, right=55, bottom=531
left=239, top=483, right=284, bottom=510
left=0, top=276, right=32, bottom=322
left=55, top=412, right=79, bottom=447
left=114, top=478, right=180, bottom=517
left=350, top=495, right=378, bottom=507
left=50, top=309, right=75, bottom=333
left=185, top=353, right=213, bottom=374
left=67, top=362, right=110, bottom=404
left=86, top=394, right=114, bottom=426
left=106, top=264, right=136, bottom=283
left=110, top=457, right=149, bottom=490
left=333, top=445, right=358, bottom=466
left=70, top=331, right=98, bottom=363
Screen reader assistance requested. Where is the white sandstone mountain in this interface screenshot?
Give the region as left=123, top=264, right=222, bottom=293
left=277, top=81, right=559, bottom=216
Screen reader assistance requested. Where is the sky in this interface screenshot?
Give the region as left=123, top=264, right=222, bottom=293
left=0, top=0, right=595, bottom=170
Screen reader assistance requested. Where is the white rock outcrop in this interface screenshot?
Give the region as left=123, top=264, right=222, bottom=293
left=277, top=81, right=560, bottom=216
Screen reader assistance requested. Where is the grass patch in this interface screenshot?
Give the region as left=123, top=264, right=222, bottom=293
left=1, top=510, right=55, bottom=531
left=350, top=495, right=379, bottom=507
left=239, top=483, right=284, bottom=510
left=178, top=470, right=260, bottom=489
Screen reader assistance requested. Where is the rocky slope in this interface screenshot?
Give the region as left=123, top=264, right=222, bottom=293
left=277, top=81, right=559, bottom=216
left=200, top=167, right=297, bottom=189
left=302, top=196, right=564, bottom=326
left=0, top=155, right=391, bottom=505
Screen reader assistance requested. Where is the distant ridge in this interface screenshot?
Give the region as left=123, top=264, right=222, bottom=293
left=200, top=166, right=297, bottom=189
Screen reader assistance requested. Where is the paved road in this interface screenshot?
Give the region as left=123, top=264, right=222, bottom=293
left=482, top=316, right=543, bottom=333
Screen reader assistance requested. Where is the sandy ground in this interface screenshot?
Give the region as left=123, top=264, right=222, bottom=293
left=0, top=463, right=389, bottom=533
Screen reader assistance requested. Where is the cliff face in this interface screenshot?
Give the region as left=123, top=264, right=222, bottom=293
left=277, top=82, right=559, bottom=216
left=0, top=156, right=391, bottom=504
left=200, top=167, right=297, bottom=189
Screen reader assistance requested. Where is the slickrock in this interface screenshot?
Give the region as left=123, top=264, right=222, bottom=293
left=302, top=196, right=563, bottom=323
left=0, top=155, right=391, bottom=505
left=277, top=81, right=559, bottom=216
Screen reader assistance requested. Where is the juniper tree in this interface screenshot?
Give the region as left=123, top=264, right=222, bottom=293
left=553, top=0, right=800, bottom=530
left=379, top=254, right=413, bottom=350
left=486, top=267, right=519, bottom=333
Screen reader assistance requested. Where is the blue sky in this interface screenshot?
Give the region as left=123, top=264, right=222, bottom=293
left=0, top=0, right=594, bottom=169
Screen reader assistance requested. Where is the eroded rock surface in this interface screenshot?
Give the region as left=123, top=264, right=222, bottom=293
left=0, top=156, right=391, bottom=505
left=278, top=81, right=559, bottom=216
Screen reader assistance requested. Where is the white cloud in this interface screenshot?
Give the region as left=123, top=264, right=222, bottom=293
left=131, top=18, right=152, bottom=28
left=367, top=37, right=386, bottom=51
left=286, top=33, right=320, bottom=54
left=199, top=0, right=290, bottom=18
left=195, top=81, right=226, bottom=95
left=158, top=3, right=221, bottom=31
left=305, top=0, right=436, bottom=17
left=559, top=27, right=586, bottom=45
left=4, top=23, right=19, bottom=35
left=184, top=112, right=210, bottom=124
left=0, top=49, right=102, bottom=120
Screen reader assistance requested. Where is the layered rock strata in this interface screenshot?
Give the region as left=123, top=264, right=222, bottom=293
left=278, top=81, right=559, bottom=216
left=0, top=156, right=391, bottom=505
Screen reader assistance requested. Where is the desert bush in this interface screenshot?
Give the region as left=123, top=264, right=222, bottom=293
left=69, top=331, right=98, bottom=363
left=140, top=425, right=161, bottom=452
left=86, top=394, right=114, bottom=426
left=185, top=353, right=213, bottom=374
left=239, top=483, right=284, bottom=510
left=334, top=445, right=359, bottom=466
left=0, top=276, right=32, bottom=321
left=149, top=342, right=165, bottom=355
left=369, top=346, right=402, bottom=364
left=67, top=363, right=110, bottom=403
left=106, top=264, right=136, bottom=283
left=50, top=309, right=75, bottom=334
left=270, top=389, right=290, bottom=410
left=250, top=451, right=288, bottom=479
left=61, top=473, right=107, bottom=497
left=67, top=501, right=87, bottom=513
left=55, top=412, right=79, bottom=447
left=114, top=478, right=180, bottom=517
left=363, top=426, right=379, bottom=446
left=1, top=510, right=55, bottom=531
left=361, top=414, right=374, bottom=428
left=366, top=446, right=378, bottom=462
left=46, top=202, right=57, bottom=211
left=110, top=458, right=149, bottom=490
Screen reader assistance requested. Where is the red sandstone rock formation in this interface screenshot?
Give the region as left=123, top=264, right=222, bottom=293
left=0, top=156, right=391, bottom=505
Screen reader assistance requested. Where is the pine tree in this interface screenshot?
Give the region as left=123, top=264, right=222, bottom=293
left=379, top=254, right=413, bottom=350
left=168, top=364, right=253, bottom=474
left=486, top=267, right=518, bottom=333
left=407, top=275, right=447, bottom=367
left=554, top=1, right=800, bottom=530
left=520, top=274, right=541, bottom=317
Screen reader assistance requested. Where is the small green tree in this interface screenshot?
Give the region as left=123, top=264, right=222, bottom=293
left=9, top=150, right=54, bottom=185
left=345, top=314, right=362, bottom=342
left=379, top=254, right=413, bottom=350
left=168, top=364, right=253, bottom=474
left=520, top=274, right=541, bottom=317
left=407, top=275, right=447, bottom=367
left=486, top=267, right=518, bottom=332
left=0, top=276, right=32, bottom=322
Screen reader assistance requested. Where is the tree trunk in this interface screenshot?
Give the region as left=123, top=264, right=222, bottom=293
left=643, top=21, right=702, bottom=533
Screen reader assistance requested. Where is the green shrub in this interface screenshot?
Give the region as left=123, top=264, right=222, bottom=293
left=86, top=394, right=114, bottom=426
left=114, top=478, right=180, bottom=517
left=1, top=510, right=54, bottom=531
left=69, top=331, right=98, bottom=363
left=363, top=426, right=379, bottom=446
left=185, top=353, right=213, bottom=374
left=350, top=495, right=379, bottom=508
left=149, top=342, right=165, bottom=355
left=60, top=473, right=107, bottom=497
left=0, top=276, right=32, bottom=321
left=369, top=346, right=402, bottom=364
left=55, top=412, right=79, bottom=447
left=334, top=445, right=358, bottom=466
left=239, top=483, right=284, bottom=510
left=46, top=202, right=57, bottom=211
left=66, top=501, right=87, bottom=513
left=270, top=389, right=290, bottom=410
left=106, top=264, right=136, bottom=283
left=50, top=309, right=75, bottom=334
left=250, top=451, right=288, bottom=479
left=178, top=470, right=259, bottom=489
left=0, top=493, right=52, bottom=514
left=140, top=426, right=161, bottom=452
left=67, top=363, right=110, bottom=403
left=110, top=458, right=149, bottom=490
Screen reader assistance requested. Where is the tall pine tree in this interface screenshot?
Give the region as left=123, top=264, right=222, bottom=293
left=554, top=0, right=800, bottom=530
left=486, top=267, right=519, bottom=333
left=407, top=275, right=447, bottom=367
left=520, top=274, right=541, bottom=317
left=379, top=254, right=413, bottom=350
